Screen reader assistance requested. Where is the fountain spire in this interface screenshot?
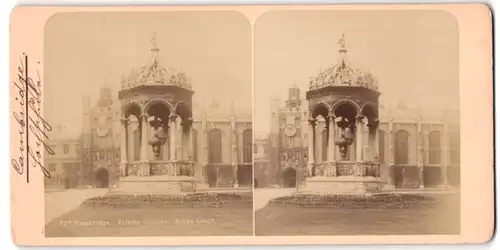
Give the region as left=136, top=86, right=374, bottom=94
left=338, top=33, right=348, bottom=66
left=150, top=31, right=160, bottom=64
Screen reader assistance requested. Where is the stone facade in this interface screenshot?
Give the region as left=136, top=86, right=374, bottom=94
left=267, top=85, right=460, bottom=190
left=44, top=127, right=82, bottom=189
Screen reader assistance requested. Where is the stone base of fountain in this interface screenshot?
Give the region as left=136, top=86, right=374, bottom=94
left=116, top=175, right=199, bottom=194
left=300, top=176, right=383, bottom=195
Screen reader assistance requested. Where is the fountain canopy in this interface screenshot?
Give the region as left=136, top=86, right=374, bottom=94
left=308, top=34, right=379, bottom=92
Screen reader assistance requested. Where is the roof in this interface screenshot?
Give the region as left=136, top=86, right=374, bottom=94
left=308, top=33, right=378, bottom=92
left=120, top=33, right=192, bottom=91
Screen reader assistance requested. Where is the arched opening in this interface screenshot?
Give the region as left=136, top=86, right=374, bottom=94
left=321, top=129, right=328, bottom=161
left=393, top=130, right=409, bottom=188
left=175, top=101, right=192, bottom=134
left=311, top=103, right=329, bottom=119
left=128, top=116, right=141, bottom=161
left=95, top=167, right=109, bottom=188
left=361, top=103, right=378, bottom=125
left=123, top=102, right=142, bottom=120
left=334, top=102, right=358, bottom=161
left=282, top=168, right=296, bottom=188
left=146, top=101, right=171, bottom=161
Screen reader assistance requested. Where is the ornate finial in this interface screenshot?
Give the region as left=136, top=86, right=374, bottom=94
left=151, top=32, right=159, bottom=52
left=150, top=32, right=160, bottom=64
left=338, top=33, right=347, bottom=53
left=230, top=99, right=235, bottom=114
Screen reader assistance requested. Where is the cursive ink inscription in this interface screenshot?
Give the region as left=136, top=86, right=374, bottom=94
left=11, top=54, right=54, bottom=183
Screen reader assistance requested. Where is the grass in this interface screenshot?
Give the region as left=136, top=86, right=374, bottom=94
left=255, top=193, right=460, bottom=235
left=45, top=192, right=253, bottom=237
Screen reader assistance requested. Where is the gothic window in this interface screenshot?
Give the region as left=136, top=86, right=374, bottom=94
left=208, top=128, right=222, bottom=163
left=429, top=131, right=441, bottom=164
left=243, top=129, right=252, bottom=163
left=378, top=129, right=386, bottom=163
left=394, top=130, right=409, bottom=164
left=322, top=129, right=328, bottom=161
left=192, top=129, right=198, bottom=162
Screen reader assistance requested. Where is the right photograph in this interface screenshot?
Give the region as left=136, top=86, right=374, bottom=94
left=253, top=10, right=460, bottom=235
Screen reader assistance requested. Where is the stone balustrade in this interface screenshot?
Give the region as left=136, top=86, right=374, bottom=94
left=313, top=161, right=380, bottom=178
left=125, top=161, right=195, bottom=177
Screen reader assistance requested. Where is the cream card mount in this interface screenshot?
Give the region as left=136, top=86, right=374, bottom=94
left=9, top=4, right=493, bottom=246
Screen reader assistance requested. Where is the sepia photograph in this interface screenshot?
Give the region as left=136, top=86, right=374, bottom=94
left=42, top=11, right=253, bottom=237
left=253, top=10, right=461, bottom=236
left=8, top=4, right=493, bottom=246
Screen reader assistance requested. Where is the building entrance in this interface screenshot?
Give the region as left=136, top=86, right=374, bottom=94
left=282, top=168, right=296, bottom=188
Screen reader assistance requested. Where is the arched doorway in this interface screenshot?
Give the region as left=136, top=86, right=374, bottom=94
left=282, top=168, right=296, bottom=188
left=95, top=167, right=109, bottom=188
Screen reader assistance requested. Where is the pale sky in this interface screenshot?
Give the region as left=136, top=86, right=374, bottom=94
left=254, top=10, right=459, bottom=137
left=44, top=12, right=251, bottom=135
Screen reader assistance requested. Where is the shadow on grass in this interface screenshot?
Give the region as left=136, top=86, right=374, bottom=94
left=45, top=192, right=253, bottom=237
left=255, top=193, right=460, bottom=235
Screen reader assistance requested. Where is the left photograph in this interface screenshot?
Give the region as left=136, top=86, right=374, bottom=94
left=43, top=11, right=253, bottom=237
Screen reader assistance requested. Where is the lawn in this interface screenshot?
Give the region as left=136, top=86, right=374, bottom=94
left=45, top=192, right=253, bottom=237
left=255, top=193, right=460, bottom=235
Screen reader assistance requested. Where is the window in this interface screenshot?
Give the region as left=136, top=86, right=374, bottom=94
left=63, top=144, right=69, bottom=154
left=429, top=131, right=441, bottom=164
left=243, top=129, right=252, bottom=163
left=75, top=144, right=80, bottom=155
left=208, top=129, right=222, bottom=163
left=394, top=130, right=409, bottom=164
left=254, top=144, right=258, bottom=154
left=378, top=130, right=386, bottom=163
left=192, top=129, right=198, bottom=162
left=49, top=163, right=56, bottom=172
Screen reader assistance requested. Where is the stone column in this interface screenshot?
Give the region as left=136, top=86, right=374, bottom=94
left=355, top=116, right=364, bottom=162
left=363, top=122, right=370, bottom=161
left=417, top=122, right=424, bottom=188
left=372, top=120, right=380, bottom=161
left=388, top=119, right=395, bottom=188
left=139, top=114, right=149, bottom=176
left=327, top=115, right=335, bottom=162
left=307, top=118, right=316, bottom=177
left=187, top=118, right=193, bottom=161
left=120, top=118, right=129, bottom=177
left=441, top=124, right=449, bottom=187
left=169, top=113, right=177, bottom=161
left=231, top=120, right=238, bottom=187
left=177, top=118, right=183, bottom=161
left=369, top=120, right=379, bottom=178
